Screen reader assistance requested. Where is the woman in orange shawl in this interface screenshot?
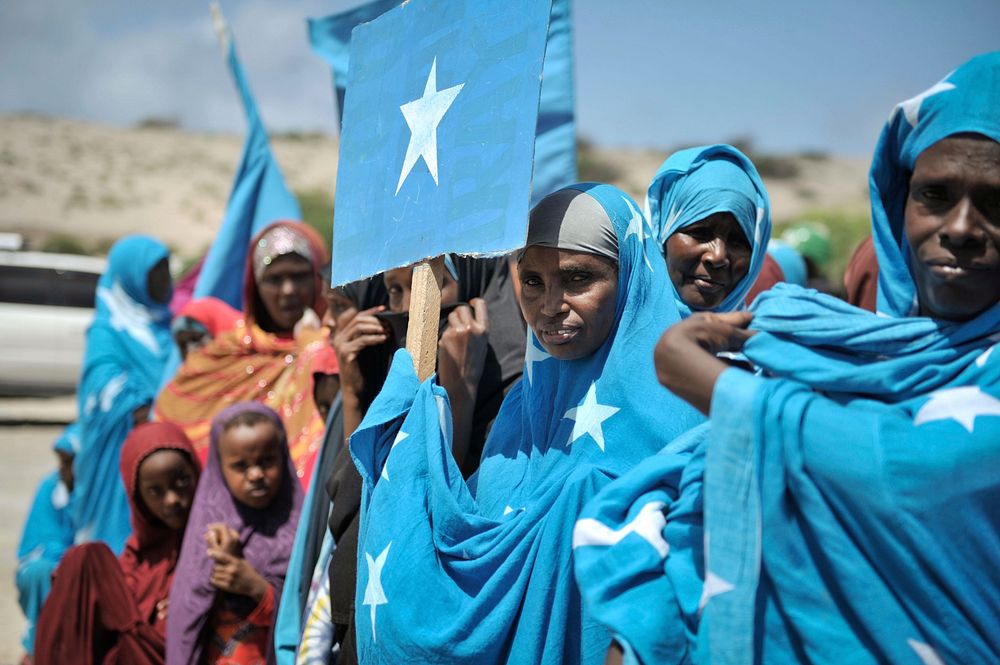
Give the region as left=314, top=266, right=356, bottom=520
left=155, top=221, right=330, bottom=486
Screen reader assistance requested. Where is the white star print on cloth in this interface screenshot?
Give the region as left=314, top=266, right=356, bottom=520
left=572, top=500, right=669, bottom=558
left=363, top=542, right=392, bottom=643
left=395, top=57, right=465, bottom=194
left=975, top=335, right=1000, bottom=368
left=564, top=382, right=620, bottom=451
left=524, top=333, right=551, bottom=386
left=379, top=431, right=409, bottom=481
left=894, top=80, right=955, bottom=127
left=623, top=197, right=653, bottom=272
left=907, top=639, right=945, bottom=665
left=98, top=281, right=160, bottom=354
left=913, top=385, right=1000, bottom=433
left=697, top=570, right=736, bottom=612
left=98, top=373, right=129, bottom=413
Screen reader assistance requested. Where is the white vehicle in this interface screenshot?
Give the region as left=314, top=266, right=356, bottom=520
left=0, top=249, right=106, bottom=395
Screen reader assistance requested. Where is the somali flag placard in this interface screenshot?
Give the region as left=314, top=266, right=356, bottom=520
left=309, top=0, right=575, bottom=210
left=330, top=0, right=552, bottom=286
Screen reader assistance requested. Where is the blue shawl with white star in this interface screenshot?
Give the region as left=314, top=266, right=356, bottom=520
left=702, top=52, right=1000, bottom=665
left=645, top=144, right=771, bottom=317
left=574, top=52, right=1000, bottom=665
left=349, top=183, right=703, bottom=664
left=73, top=235, right=173, bottom=553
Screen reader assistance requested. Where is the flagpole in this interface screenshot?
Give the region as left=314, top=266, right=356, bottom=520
left=406, top=259, right=443, bottom=381
left=209, top=2, right=230, bottom=55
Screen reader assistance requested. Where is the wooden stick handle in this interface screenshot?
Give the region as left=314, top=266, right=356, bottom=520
left=405, top=260, right=444, bottom=381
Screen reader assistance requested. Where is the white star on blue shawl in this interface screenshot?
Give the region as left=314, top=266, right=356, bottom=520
left=564, top=382, right=620, bottom=451
left=99, top=281, right=161, bottom=354
left=913, top=385, right=1000, bottom=433
left=524, top=333, right=551, bottom=385
left=396, top=57, right=465, bottom=194
left=895, top=80, right=955, bottom=127
left=379, top=431, right=409, bottom=481
left=623, top=196, right=653, bottom=272
left=363, top=542, right=392, bottom=643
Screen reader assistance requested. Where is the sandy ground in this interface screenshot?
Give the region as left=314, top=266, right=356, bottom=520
left=0, top=422, right=64, bottom=664
left=0, top=114, right=870, bottom=263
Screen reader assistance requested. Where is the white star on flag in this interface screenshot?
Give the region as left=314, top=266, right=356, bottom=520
left=895, top=80, right=955, bottom=127
left=564, top=382, right=620, bottom=451
left=99, top=281, right=160, bottom=354
left=395, top=57, right=465, bottom=194
left=379, top=431, right=409, bottom=481
left=698, top=570, right=736, bottom=612
left=572, top=500, right=669, bottom=558
left=623, top=197, right=653, bottom=272
left=907, top=639, right=945, bottom=665
left=913, top=385, right=1000, bottom=433
left=363, top=542, right=392, bottom=643
left=524, top=333, right=551, bottom=385
left=976, top=335, right=1000, bottom=368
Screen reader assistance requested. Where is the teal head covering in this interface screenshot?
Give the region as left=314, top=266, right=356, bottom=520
left=645, top=144, right=772, bottom=316
left=871, top=51, right=1000, bottom=318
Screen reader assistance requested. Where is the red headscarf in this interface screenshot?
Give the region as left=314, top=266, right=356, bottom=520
left=175, top=296, right=242, bottom=337
left=244, top=220, right=329, bottom=327
left=119, top=421, right=200, bottom=636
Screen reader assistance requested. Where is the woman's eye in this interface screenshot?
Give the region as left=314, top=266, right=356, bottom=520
left=569, top=272, right=591, bottom=282
left=919, top=186, right=949, bottom=202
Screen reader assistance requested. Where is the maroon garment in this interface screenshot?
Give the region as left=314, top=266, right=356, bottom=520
left=745, top=252, right=785, bottom=307
left=119, top=422, right=200, bottom=637
left=33, top=543, right=164, bottom=665
left=844, top=235, right=879, bottom=312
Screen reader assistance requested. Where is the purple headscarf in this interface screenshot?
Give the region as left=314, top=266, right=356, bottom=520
left=165, top=402, right=303, bottom=665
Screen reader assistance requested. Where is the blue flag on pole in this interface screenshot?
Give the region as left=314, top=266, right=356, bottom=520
left=328, top=0, right=553, bottom=286
left=193, top=31, right=302, bottom=309
left=309, top=0, right=576, bottom=244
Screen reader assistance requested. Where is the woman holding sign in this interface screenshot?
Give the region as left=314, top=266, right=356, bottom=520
left=348, top=183, right=703, bottom=664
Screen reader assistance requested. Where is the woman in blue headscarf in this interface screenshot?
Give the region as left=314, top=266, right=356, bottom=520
left=15, top=423, right=79, bottom=660
left=346, top=183, right=703, bottom=664
left=571, top=145, right=772, bottom=663
left=644, top=52, right=1000, bottom=664
left=73, top=235, right=174, bottom=553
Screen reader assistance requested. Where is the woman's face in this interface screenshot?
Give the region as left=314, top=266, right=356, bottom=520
left=321, top=286, right=359, bottom=336
left=137, top=449, right=197, bottom=531
left=665, top=212, right=751, bottom=310
left=517, top=246, right=618, bottom=360
left=218, top=421, right=284, bottom=510
left=384, top=261, right=459, bottom=313
left=146, top=258, right=172, bottom=304
left=905, top=134, right=1000, bottom=321
left=257, top=254, right=315, bottom=332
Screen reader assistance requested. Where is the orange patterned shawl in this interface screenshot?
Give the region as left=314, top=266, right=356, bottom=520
left=154, top=221, right=330, bottom=486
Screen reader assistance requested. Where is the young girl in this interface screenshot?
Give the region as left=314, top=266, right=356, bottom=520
left=166, top=402, right=303, bottom=665
left=33, top=422, right=200, bottom=665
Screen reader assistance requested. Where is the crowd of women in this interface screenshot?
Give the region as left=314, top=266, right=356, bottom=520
left=14, top=51, right=999, bottom=664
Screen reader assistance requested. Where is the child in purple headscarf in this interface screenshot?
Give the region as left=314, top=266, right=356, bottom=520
left=166, top=402, right=303, bottom=665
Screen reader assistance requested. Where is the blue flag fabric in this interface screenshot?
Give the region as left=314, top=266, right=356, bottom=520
left=73, top=236, right=174, bottom=553
left=349, top=183, right=704, bottom=664
left=193, top=36, right=302, bottom=310
left=645, top=144, right=772, bottom=317
left=329, top=0, right=566, bottom=285
left=308, top=0, right=576, bottom=209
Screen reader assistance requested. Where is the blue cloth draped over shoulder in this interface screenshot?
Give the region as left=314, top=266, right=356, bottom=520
left=73, top=236, right=173, bottom=553
left=700, top=52, right=1000, bottom=665
left=645, top=144, right=771, bottom=317
left=349, top=183, right=703, bottom=664
left=16, top=424, right=78, bottom=655
left=572, top=146, right=772, bottom=664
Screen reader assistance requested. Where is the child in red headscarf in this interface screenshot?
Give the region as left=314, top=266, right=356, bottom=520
left=33, top=423, right=200, bottom=665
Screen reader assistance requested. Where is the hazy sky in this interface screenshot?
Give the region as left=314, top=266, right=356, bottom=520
left=1, top=0, right=997, bottom=156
